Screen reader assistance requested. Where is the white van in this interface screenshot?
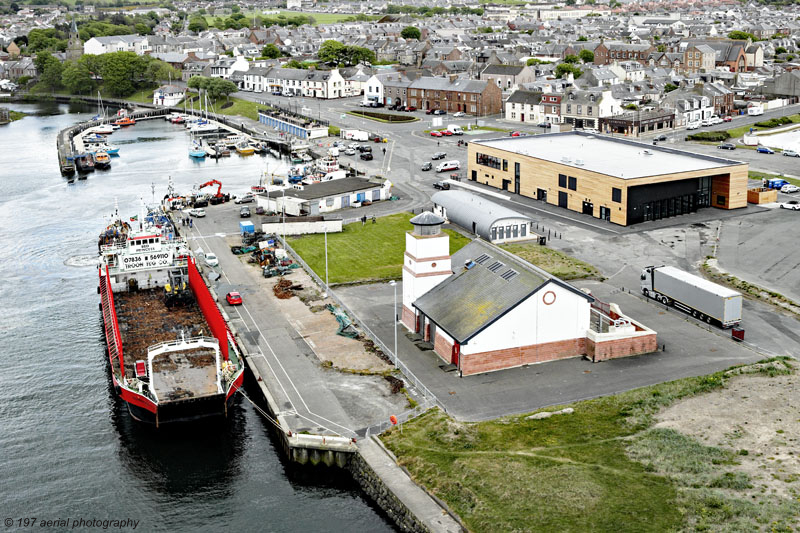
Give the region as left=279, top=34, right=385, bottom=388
left=436, top=160, right=460, bottom=172
left=204, top=252, right=219, bottom=267
left=447, top=124, right=464, bottom=135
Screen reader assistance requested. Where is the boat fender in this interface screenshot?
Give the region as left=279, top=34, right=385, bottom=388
left=99, top=302, right=102, bottom=311
left=97, top=286, right=101, bottom=294
left=114, top=384, right=121, bottom=396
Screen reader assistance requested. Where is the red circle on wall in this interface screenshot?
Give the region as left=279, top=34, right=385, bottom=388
left=543, top=291, right=556, bottom=305
left=431, top=262, right=437, bottom=268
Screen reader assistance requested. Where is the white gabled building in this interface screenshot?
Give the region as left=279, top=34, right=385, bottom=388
left=401, top=213, right=658, bottom=375
left=504, top=89, right=544, bottom=124
left=84, top=34, right=147, bottom=56
left=152, top=84, right=185, bottom=107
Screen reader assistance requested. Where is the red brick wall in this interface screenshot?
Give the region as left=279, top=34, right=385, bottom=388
left=433, top=331, right=453, bottom=364
left=401, top=305, right=416, bottom=332
left=586, top=334, right=658, bottom=362
left=460, top=337, right=585, bottom=376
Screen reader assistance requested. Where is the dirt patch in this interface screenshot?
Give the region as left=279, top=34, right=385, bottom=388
left=653, top=361, right=800, bottom=499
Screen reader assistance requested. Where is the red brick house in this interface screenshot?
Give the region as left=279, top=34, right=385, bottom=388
left=408, top=75, right=502, bottom=115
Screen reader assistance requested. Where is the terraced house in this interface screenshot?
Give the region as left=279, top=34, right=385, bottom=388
left=407, top=76, right=502, bottom=116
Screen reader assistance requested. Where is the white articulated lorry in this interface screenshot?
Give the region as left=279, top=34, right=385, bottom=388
left=640, top=265, right=742, bottom=327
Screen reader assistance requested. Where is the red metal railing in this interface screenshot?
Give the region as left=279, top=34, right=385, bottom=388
left=187, top=258, right=229, bottom=360
left=99, top=265, right=125, bottom=378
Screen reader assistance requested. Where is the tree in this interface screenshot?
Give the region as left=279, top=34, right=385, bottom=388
left=401, top=26, right=421, bottom=40
left=135, top=22, right=151, bottom=35
left=40, top=55, right=63, bottom=91
left=527, top=58, right=550, bottom=66
left=61, top=59, right=93, bottom=94
left=208, top=78, right=237, bottom=101
left=261, top=44, right=282, bottom=59
left=578, top=49, right=594, bottom=63
left=283, top=59, right=306, bottom=69
left=664, top=83, right=678, bottom=93
left=563, top=54, right=580, bottom=64
left=345, top=45, right=375, bottom=66
left=623, top=103, right=637, bottom=110
left=188, top=16, right=208, bottom=33
left=776, top=46, right=788, bottom=55
left=577, top=35, right=588, bottom=41
left=318, top=39, right=345, bottom=64
left=555, top=63, right=581, bottom=79
left=143, top=57, right=179, bottom=84
left=728, top=30, right=756, bottom=41
left=100, top=51, right=145, bottom=96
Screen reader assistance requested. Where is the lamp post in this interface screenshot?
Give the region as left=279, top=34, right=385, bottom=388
left=323, top=224, right=328, bottom=298
left=389, top=280, right=398, bottom=364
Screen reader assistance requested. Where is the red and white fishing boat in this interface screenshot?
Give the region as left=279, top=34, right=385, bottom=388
left=97, top=202, right=245, bottom=425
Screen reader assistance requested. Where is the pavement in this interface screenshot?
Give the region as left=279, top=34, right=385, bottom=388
left=181, top=205, right=407, bottom=438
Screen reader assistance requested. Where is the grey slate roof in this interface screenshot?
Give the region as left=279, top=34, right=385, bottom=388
left=278, top=178, right=379, bottom=200
left=413, top=239, right=592, bottom=344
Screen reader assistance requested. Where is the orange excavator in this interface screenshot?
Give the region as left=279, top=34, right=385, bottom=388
left=197, top=179, right=229, bottom=205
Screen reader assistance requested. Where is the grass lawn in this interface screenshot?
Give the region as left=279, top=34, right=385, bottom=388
left=749, top=170, right=800, bottom=187
left=382, top=359, right=800, bottom=532
left=288, top=212, right=471, bottom=284
left=726, top=113, right=800, bottom=138
left=278, top=10, right=379, bottom=23
left=501, top=243, right=601, bottom=280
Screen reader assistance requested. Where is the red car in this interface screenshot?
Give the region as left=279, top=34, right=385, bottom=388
left=225, top=291, right=243, bottom=305
left=510, top=131, right=522, bottom=137
left=723, top=116, right=733, bottom=122
left=404, top=106, right=417, bottom=112
left=430, top=130, right=443, bottom=137
left=441, top=130, right=454, bottom=136
left=425, top=109, right=435, bottom=115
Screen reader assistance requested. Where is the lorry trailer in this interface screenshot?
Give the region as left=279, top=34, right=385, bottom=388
left=641, top=265, right=742, bottom=327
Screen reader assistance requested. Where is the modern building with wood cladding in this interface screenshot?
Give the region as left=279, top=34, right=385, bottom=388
left=467, top=132, right=748, bottom=226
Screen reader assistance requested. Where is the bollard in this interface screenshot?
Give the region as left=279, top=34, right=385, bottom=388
left=548, top=229, right=551, bottom=238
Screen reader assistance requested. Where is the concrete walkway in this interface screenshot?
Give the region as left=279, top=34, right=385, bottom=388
left=359, top=437, right=464, bottom=533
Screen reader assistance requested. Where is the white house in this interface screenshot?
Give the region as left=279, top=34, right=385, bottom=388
left=84, top=34, right=146, bottom=56
left=152, top=84, right=185, bottom=107
left=504, top=89, right=544, bottom=124
left=209, top=55, right=249, bottom=79
left=363, top=73, right=385, bottom=105
left=256, top=178, right=392, bottom=216
left=401, top=213, right=657, bottom=375
left=609, top=61, right=646, bottom=82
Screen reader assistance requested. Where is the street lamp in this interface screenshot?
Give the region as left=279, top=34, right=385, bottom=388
left=389, top=280, right=398, bottom=365
left=322, top=224, right=329, bottom=297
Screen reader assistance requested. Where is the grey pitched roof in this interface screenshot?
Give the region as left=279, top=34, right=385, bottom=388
left=409, top=76, right=489, bottom=93
left=481, top=63, right=524, bottom=76
left=278, top=178, right=378, bottom=200
left=506, top=89, right=543, bottom=106
left=413, top=239, right=592, bottom=344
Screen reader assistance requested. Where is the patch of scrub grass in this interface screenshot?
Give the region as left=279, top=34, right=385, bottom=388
left=500, top=242, right=601, bottom=280
left=382, top=361, right=800, bottom=532
left=288, top=213, right=470, bottom=285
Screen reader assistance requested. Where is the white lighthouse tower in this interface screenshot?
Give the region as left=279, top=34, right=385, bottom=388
left=401, top=212, right=452, bottom=332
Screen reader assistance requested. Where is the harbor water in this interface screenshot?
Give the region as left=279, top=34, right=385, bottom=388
left=0, top=102, right=394, bottom=531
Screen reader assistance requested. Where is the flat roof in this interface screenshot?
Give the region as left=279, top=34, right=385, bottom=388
left=471, top=131, right=745, bottom=180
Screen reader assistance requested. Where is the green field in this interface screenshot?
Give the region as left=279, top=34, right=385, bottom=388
left=205, top=10, right=377, bottom=25
left=500, top=243, right=601, bottom=280
left=382, top=359, right=800, bottom=533
left=288, top=212, right=471, bottom=285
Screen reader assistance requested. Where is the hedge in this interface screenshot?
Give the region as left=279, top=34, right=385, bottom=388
left=754, top=117, right=792, bottom=128
left=348, top=110, right=418, bottom=123
left=328, top=125, right=341, bottom=136
left=687, top=131, right=730, bottom=142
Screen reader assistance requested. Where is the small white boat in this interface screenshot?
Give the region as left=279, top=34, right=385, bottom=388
left=87, top=124, right=114, bottom=135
